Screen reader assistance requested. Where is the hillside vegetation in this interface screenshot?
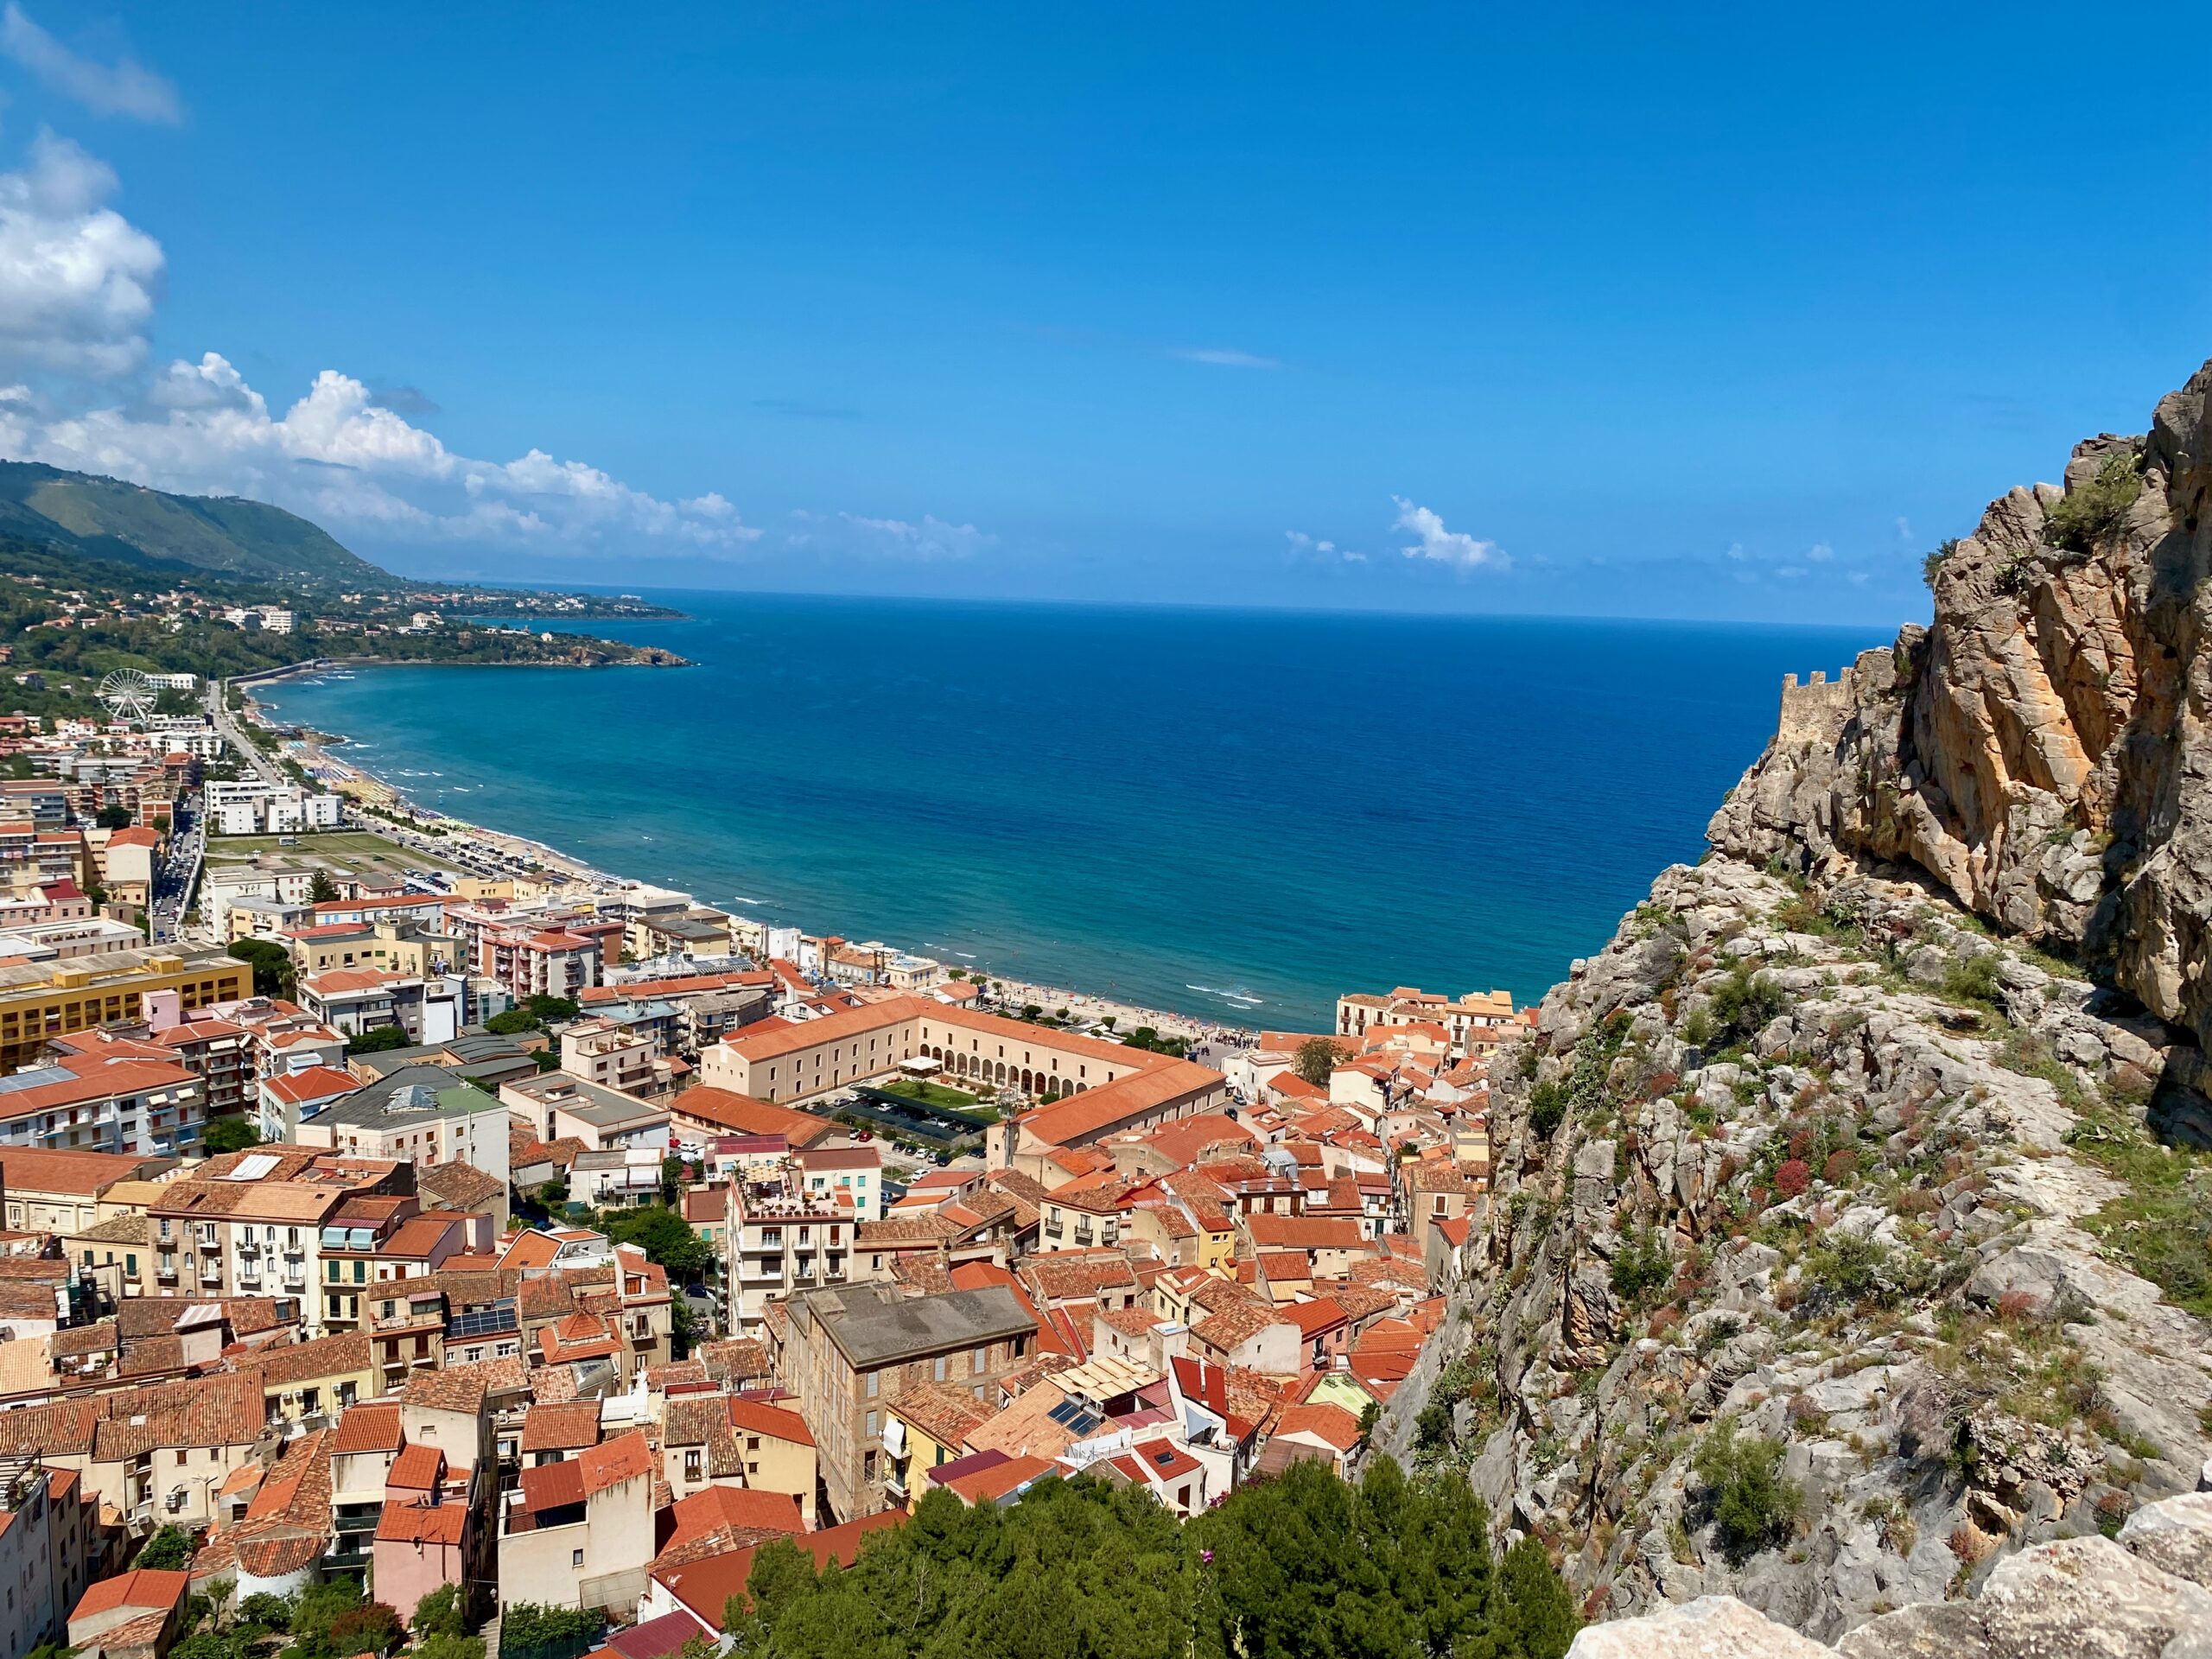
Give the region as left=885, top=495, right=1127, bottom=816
left=0, top=461, right=387, bottom=586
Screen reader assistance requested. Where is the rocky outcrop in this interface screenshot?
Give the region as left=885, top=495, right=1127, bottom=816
left=1395, top=360, right=2212, bottom=1652
left=1566, top=1491, right=2212, bottom=1656
left=1707, top=359, right=2212, bottom=1141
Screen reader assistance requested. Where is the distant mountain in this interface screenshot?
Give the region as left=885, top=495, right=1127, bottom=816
left=0, top=461, right=391, bottom=587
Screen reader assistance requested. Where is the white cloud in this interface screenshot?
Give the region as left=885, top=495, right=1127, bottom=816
left=0, top=131, right=991, bottom=563
left=1286, top=529, right=1366, bottom=563
left=0, top=131, right=162, bottom=374
left=1895, top=516, right=1914, bottom=541
left=1724, top=541, right=1745, bottom=561
left=1, top=5, right=181, bottom=124
left=1390, top=495, right=1507, bottom=572
left=1168, top=347, right=1281, bottom=370
left=787, top=509, right=991, bottom=562
left=1806, top=542, right=1833, bottom=562
left=20, top=355, right=764, bottom=551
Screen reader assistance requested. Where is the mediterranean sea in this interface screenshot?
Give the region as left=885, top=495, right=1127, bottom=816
left=265, top=593, right=1892, bottom=1029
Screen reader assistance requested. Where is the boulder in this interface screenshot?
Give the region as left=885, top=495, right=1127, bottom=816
left=1565, top=1596, right=1829, bottom=1658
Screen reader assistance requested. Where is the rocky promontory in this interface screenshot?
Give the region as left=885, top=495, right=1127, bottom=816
left=1381, top=360, right=2212, bottom=1653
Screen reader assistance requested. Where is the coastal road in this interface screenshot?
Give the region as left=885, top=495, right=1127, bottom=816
left=208, top=681, right=288, bottom=787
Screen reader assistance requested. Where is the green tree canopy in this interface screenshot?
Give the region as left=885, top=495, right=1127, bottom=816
left=1292, top=1036, right=1353, bottom=1087
left=719, top=1461, right=1578, bottom=1659
left=412, top=1585, right=466, bottom=1639
left=600, top=1204, right=712, bottom=1279
left=226, top=937, right=294, bottom=998
left=132, top=1523, right=193, bottom=1571
left=201, top=1117, right=263, bottom=1154
left=345, top=1023, right=413, bottom=1056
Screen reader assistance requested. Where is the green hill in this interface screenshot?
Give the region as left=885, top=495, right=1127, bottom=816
left=0, top=461, right=390, bottom=587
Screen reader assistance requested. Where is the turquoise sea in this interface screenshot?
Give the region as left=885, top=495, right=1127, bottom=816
left=265, top=594, right=1891, bottom=1029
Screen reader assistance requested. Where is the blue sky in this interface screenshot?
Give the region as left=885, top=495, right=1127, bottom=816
left=0, top=3, right=2205, bottom=622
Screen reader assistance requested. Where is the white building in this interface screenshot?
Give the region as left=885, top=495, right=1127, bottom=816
left=206, top=779, right=341, bottom=835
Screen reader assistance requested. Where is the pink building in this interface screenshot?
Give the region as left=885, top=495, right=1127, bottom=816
left=372, top=1446, right=478, bottom=1630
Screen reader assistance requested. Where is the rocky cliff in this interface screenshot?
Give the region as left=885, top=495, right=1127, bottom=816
left=1709, top=358, right=2212, bottom=1141
left=1389, top=361, right=2212, bottom=1651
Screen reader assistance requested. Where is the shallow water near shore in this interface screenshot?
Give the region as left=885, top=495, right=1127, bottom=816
left=268, top=592, right=1889, bottom=1027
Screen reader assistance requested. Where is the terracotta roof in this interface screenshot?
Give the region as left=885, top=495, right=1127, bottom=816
left=653, top=1483, right=806, bottom=1568
left=387, top=1443, right=444, bottom=1491
left=725, top=1395, right=813, bottom=1447
left=607, top=1612, right=710, bottom=1659
left=581, top=1428, right=654, bottom=1496
left=376, top=1498, right=467, bottom=1545
left=265, top=1066, right=359, bottom=1106
left=518, top=1401, right=601, bottom=1453
left=244, top=1332, right=371, bottom=1389
left=696, top=1338, right=770, bottom=1384
left=518, top=1459, right=585, bottom=1514
left=52, top=1319, right=118, bottom=1358
left=403, top=1353, right=528, bottom=1414
left=890, top=1382, right=994, bottom=1450
left=70, top=1567, right=188, bottom=1622
left=938, top=1450, right=1055, bottom=1505
left=0, top=1147, right=151, bottom=1196
left=1021, top=1253, right=1140, bottom=1303
left=1247, top=1214, right=1367, bottom=1252
left=671, top=1086, right=834, bottom=1145
left=654, top=1513, right=904, bottom=1628
left=1275, top=1402, right=1363, bottom=1452
left=328, top=1401, right=404, bottom=1456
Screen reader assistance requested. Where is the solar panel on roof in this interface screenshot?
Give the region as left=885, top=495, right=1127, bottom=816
left=448, top=1300, right=518, bottom=1339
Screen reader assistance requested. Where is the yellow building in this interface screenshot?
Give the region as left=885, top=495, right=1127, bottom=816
left=287, top=922, right=448, bottom=977
left=884, top=1384, right=995, bottom=1511
left=0, top=947, right=251, bottom=1074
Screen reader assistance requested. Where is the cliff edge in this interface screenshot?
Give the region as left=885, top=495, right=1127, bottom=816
left=1384, top=361, right=2212, bottom=1653
left=1710, top=358, right=2212, bottom=1140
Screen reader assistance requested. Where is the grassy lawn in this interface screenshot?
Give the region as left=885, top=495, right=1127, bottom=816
left=877, top=1077, right=982, bottom=1111
left=203, top=828, right=452, bottom=878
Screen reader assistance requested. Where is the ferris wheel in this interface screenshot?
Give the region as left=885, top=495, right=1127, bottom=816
left=98, top=669, right=157, bottom=721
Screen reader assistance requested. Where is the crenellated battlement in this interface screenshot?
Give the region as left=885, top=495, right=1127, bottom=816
left=1776, top=665, right=1856, bottom=744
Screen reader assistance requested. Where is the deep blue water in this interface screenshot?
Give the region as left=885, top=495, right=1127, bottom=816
left=265, top=594, right=1889, bottom=1027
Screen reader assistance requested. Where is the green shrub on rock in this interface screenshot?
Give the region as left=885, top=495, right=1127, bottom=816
left=1693, top=1418, right=1802, bottom=1565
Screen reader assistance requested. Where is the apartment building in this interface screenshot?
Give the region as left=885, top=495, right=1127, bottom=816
left=776, top=1281, right=1036, bottom=1522
left=144, top=1016, right=255, bottom=1121
left=576, top=971, right=772, bottom=1055
left=0, top=947, right=251, bottom=1075
left=0, top=1051, right=207, bottom=1157
left=558, top=1016, right=670, bottom=1098
left=284, top=920, right=461, bottom=979
left=147, top=1148, right=406, bottom=1322
left=296, top=968, right=467, bottom=1045
left=291, top=1065, right=512, bottom=1180
left=1334, top=987, right=1517, bottom=1049
left=499, top=1069, right=669, bottom=1151
left=721, top=1173, right=855, bottom=1332
left=497, top=1430, right=655, bottom=1615
left=0, top=1147, right=172, bottom=1233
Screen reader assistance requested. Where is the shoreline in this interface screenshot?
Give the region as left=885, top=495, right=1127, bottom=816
left=242, top=675, right=1249, bottom=1044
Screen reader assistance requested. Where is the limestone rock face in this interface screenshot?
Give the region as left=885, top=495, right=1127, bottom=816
left=1707, top=360, right=2212, bottom=1137
left=1570, top=1493, right=2212, bottom=1656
